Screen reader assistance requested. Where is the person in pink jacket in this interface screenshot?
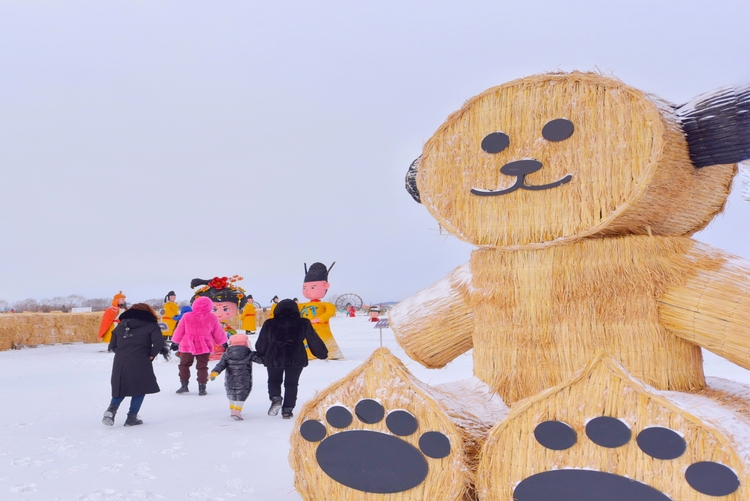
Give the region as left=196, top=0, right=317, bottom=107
left=171, top=296, right=227, bottom=396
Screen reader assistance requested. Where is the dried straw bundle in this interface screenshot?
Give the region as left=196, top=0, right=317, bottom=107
left=289, top=348, right=505, bottom=501
left=417, top=72, right=735, bottom=249
left=659, top=242, right=750, bottom=371
left=389, top=264, right=474, bottom=369
left=392, top=235, right=744, bottom=404
left=0, top=312, right=103, bottom=351
left=476, top=351, right=749, bottom=501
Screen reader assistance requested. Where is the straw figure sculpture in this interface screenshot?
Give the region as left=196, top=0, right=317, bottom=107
left=378, top=71, right=750, bottom=499
left=476, top=351, right=750, bottom=501
left=393, top=71, right=750, bottom=404
left=290, top=347, right=507, bottom=501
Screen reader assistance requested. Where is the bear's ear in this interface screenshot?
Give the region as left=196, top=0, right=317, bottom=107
left=405, top=155, right=422, bottom=203
left=676, top=85, right=750, bottom=168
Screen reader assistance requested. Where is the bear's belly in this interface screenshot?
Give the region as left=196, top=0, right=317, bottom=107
left=467, top=236, right=706, bottom=404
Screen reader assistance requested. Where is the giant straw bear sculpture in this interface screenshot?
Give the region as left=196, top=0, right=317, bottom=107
left=291, top=72, right=750, bottom=501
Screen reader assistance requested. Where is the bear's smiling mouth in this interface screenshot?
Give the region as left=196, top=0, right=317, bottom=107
left=470, top=159, right=573, bottom=196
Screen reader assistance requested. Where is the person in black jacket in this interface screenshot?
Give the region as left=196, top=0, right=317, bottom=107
left=103, top=303, right=166, bottom=427
left=255, top=298, right=328, bottom=418
left=210, top=333, right=257, bottom=421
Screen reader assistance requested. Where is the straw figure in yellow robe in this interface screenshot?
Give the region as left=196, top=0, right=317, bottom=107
left=161, top=290, right=178, bottom=339
left=298, top=262, right=343, bottom=360
left=241, top=295, right=257, bottom=334
left=268, top=295, right=279, bottom=318
left=97, top=291, right=126, bottom=344
left=288, top=73, right=750, bottom=501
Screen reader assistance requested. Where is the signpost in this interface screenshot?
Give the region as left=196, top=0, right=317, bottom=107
left=374, top=318, right=389, bottom=347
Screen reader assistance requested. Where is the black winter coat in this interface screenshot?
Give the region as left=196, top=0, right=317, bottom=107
left=255, top=299, right=328, bottom=368
left=108, top=309, right=165, bottom=398
left=212, top=345, right=255, bottom=401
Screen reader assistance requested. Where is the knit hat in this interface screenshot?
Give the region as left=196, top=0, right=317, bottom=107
left=111, top=291, right=126, bottom=307
left=229, top=334, right=249, bottom=347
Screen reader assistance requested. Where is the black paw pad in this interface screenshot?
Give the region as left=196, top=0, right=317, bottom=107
left=524, top=418, right=740, bottom=499
left=300, top=400, right=451, bottom=494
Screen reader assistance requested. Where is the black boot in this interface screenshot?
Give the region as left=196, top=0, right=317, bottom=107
left=198, top=384, right=207, bottom=396
left=282, top=407, right=294, bottom=419
left=176, top=381, right=189, bottom=394
left=102, top=404, right=118, bottom=426
left=124, top=413, right=143, bottom=427
left=268, top=396, right=282, bottom=416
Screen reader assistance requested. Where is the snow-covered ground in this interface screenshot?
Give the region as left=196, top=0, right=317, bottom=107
left=1, top=315, right=749, bottom=500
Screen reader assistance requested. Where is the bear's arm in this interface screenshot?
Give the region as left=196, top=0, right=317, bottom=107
left=388, top=263, right=474, bottom=369
left=658, top=243, right=750, bottom=370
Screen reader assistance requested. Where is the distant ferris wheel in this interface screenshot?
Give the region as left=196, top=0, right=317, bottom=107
left=335, top=293, right=364, bottom=312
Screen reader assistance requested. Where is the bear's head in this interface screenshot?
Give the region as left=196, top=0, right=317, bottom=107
left=406, top=72, right=747, bottom=249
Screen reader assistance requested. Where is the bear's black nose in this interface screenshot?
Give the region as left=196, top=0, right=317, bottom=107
left=500, top=159, right=542, bottom=177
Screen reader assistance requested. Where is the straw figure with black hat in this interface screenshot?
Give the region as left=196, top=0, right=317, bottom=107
left=190, top=276, right=248, bottom=361
left=299, top=262, right=343, bottom=360
left=367, top=304, right=381, bottom=322
left=241, top=294, right=257, bottom=334
left=97, top=291, right=126, bottom=346
left=269, top=295, right=280, bottom=318
left=161, top=291, right=178, bottom=339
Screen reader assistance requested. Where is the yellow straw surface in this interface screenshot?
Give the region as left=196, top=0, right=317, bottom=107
left=417, top=72, right=734, bottom=249
left=477, top=351, right=749, bottom=501
left=289, top=348, right=504, bottom=501
left=0, top=312, right=102, bottom=351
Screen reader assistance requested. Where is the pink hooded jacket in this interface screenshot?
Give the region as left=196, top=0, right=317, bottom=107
left=171, top=296, right=227, bottom=355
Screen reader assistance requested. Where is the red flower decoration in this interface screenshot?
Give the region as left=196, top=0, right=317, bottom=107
left=208, top=276, right=229, bottom=290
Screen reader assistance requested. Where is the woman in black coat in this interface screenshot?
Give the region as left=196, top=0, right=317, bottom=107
left=255, top=298, right=328, bottom=418
left=103, top=303, right=165, bottom=427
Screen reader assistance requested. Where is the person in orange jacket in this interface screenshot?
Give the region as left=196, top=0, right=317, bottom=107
left=97, top=291, right=127, bottom=346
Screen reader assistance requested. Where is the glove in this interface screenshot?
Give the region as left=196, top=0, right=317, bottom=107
left=210, top=372, right=218, bottom=381
left=171, top=342, right=179, bottom=351
left=160, top=346, right=171, bottom=361
left=250, top=352, right=265, bottom=365
left=222, top=343, right=228, bottom=350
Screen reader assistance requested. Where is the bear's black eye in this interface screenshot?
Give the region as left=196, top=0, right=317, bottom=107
left=542, top=119, right=574, bottom=142
left=481, top=132, right=510, bottom=154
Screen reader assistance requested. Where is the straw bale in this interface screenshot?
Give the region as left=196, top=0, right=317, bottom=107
left=417, top=72, right=735, bottom=249
left=391, top=235, right=733, bottom=405
left=0, top=312, right=103, bottom=351
left=659, top=243, right=750, bottom=371
left=389, top=264, right=474, bottom=368
left=476, top=351, right=749, bottom=501
left=289, top=348, right=506, bottom=501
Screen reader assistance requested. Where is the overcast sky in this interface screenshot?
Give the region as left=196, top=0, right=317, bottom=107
left=1, top=1, right=749, bottom=305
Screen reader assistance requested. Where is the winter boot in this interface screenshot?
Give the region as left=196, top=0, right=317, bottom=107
left=233, top=410, right=244, bottom=421
left=176, top=381, right=189, bottom=394
left=124, top=413, right=143, bottom=427
left=282, top=407, right=294, bottom=419
left=268, top=396, right=283, bottom=416
left=198, top=384, right=207, bottom=396
left=102, top=404, right=118, bottom=426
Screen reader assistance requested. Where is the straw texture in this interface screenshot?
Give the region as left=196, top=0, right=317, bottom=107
left=417, top=72, right=735, bottom=249
left=391, top=235, right=737, bottom=404
left=660, top=242, right=750, bottom=371
left=389, top=264, right=474, bottom=369
left=290, top=348, right=504, bottom=501
left=476, top=351, right=749, bottom=501
left=0, top=312, right=102, bottom=351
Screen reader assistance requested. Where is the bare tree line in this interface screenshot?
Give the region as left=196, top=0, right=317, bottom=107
left=0, top=296, right=188, bottom=313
